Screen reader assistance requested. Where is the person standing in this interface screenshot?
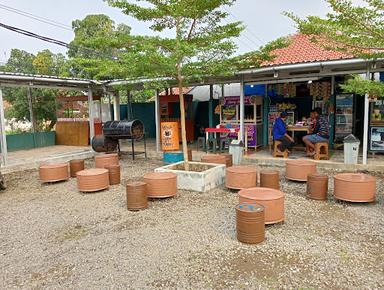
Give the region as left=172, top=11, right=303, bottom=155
left=272, top=111, right=294, bottom=153
left=303, top=107, right=329, bottom=156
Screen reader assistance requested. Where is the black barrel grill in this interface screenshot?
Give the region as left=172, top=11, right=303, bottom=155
left=92, top=119, right=147, bottom=160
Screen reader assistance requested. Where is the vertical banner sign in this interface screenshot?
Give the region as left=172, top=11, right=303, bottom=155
left=161, top=122, right=180, bottom=151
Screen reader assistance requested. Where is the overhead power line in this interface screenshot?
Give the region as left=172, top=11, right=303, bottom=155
left=0, top=22, right=116, bottom=60
left=223, top=7, right=265, bottom=48
left=0, top=3, right=72, bottom=31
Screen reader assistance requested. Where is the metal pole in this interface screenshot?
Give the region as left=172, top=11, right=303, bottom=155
left=88, top=89, right=95, bottom=142
left=209, top=84, right=214, bottom=128
left=113, top=91, right=121, bottom=121
left=155, top=89, right=161, bottom=153
left=329, top=76, right=335, bottom=149
left=240, top=78, right=245, bottom=142
left=27, top=87, right=35, bottom=133
left=362, top=67, right=371, bottom=165
left=0, top=88, right=8, bottom=166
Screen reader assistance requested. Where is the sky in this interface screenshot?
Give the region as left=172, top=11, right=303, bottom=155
left=0, top=0, right=348, bottom=63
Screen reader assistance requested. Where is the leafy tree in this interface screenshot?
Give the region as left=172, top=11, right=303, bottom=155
left=67, top=14, right=139, bottom=80
left=107, top=0, right=244, bottom=165
left=286, top=0, right=384, bottom=95
left=2, top=49, right=65, bottom=130
left=33, top=49, right=67, bottom=76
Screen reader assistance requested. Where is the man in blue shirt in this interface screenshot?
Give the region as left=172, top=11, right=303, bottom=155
left=272, top=111, right=294, bottom=153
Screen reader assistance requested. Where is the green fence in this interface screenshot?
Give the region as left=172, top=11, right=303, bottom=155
left=5, top=131, right=56, bottom=152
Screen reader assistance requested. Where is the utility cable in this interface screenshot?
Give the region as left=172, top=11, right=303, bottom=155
left=0, top=3, right=72, bottom=31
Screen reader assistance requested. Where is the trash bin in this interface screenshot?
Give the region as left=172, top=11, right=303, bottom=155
left=344, top=134, right=360, bottom=164
left=229, top=140, right=244, bottom=165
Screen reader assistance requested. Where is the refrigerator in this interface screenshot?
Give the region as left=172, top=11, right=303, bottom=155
left=335, top=94, right=354, bottom=143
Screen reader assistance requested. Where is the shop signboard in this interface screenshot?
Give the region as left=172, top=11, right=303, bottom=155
left=370, top=126, right=384, bottom=151
left=222, top=106, right=237, bottom=121
left=227, top=124, right=256, bottom=147
left=222, top=96, right=253, bottom=106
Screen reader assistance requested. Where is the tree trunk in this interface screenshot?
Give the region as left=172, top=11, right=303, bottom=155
left=177, top=76, right=189, bottom=171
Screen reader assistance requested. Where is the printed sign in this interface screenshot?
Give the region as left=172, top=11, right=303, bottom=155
left=227, top=124, right=257, bottom=147
left=370, top=126, right=384, bottom=151
left=222, top=96, right=254, bottom=106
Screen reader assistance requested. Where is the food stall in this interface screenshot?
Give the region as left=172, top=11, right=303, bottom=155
left=266, top=80, right=332, bottom=145
left=219, top=95, right=263, bottom=148
left=159, top=94, right=194, bottom=142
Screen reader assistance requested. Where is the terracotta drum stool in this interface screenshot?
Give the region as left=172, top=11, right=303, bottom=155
left=201, top=154, right=227, bottom=166
left=126, top=181, right=148, bottom=211
left=226, top=166, right=257, bottom=190
left=238, top=187, right=285, bottom=224
left=70, top=159, right=85, bottom=178
left=285, top=159, right=317, bottom=182
left=39, top=163, right=69, bottom=183
left=106, top=164, right=121, bottom=185
left=314, top=142, right=329, bottom=160
left=334, top=173, right=376, bottom=202
left=95, top=153, right=119, bottom=168
left=307, top=173, right=328, bottom=200
left=143, top=172, right=177, bottom=198
left=76, top=168, right=109, bottom=192
left=260, top=170, right=280, bottom=190
left=236, top=203, right=265, bottom=244
left=220, top=153, right=233, bottom=167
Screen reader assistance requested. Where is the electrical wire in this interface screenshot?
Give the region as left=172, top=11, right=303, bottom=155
left=0, top=22, right=116, bottom=60
left=0, top=3, right=72, bottom=31
left=223, top=7, right=264, bottom=47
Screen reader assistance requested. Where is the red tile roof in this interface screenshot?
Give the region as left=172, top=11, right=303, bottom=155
left=262, top=34, right=353, bottom=67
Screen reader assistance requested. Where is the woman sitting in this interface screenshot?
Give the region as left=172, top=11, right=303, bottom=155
left=272, top=111, right=294, bottom=153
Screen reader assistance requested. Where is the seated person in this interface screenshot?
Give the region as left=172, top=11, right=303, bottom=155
left=272, top=111, right=294, bottom=153
left=303, top=107, right=329, bottom=156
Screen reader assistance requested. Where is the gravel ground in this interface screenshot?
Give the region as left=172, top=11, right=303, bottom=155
left=0, top=157, right=383, bottom=289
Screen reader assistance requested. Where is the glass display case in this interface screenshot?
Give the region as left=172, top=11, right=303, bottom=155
left=335, top=94, right=354, bottom=143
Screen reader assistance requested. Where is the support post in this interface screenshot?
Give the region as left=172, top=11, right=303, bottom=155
left=0, top=88, right=8, bottom=166
left=127, top=89, right=133, bottom=120
left=155, top=89, right=161, bottom=153
left=113, top=91, right=121, bottom=121
left=263, top=84, right=269, bottom=147
left=27, top=87, right=36, bottom=133
left=88, top=89, right=95, bottom=142
left=209, top=84, right=214, bottom=128
left=239, top=78, right=245, bottom=142
left=362, top=68, right=371, bottom=165
left=329, top=76, right=335, bottom=149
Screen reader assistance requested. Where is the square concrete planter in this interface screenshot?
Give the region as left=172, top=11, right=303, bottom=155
left=155, top=161, right=226, bottom=193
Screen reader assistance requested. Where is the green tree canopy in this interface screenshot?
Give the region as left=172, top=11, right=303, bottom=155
left=106, top=0, right=244, bottom=164
left=1, top=49, right=67, bottom=129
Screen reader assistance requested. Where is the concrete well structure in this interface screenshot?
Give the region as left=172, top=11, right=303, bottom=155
left=155, top=161, right=225, bottom=193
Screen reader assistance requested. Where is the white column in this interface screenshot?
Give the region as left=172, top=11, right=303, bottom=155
left=113, top=91, right=121, bottom=121
left=88, top=89, right=95, bottom=142
left=362, top=68, right=371, bottom=165
left=239, top=78, right=245, bottom=142
left=155, top=89, right=161, bottom=152
left=0, top=88, right=8, bottom=166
